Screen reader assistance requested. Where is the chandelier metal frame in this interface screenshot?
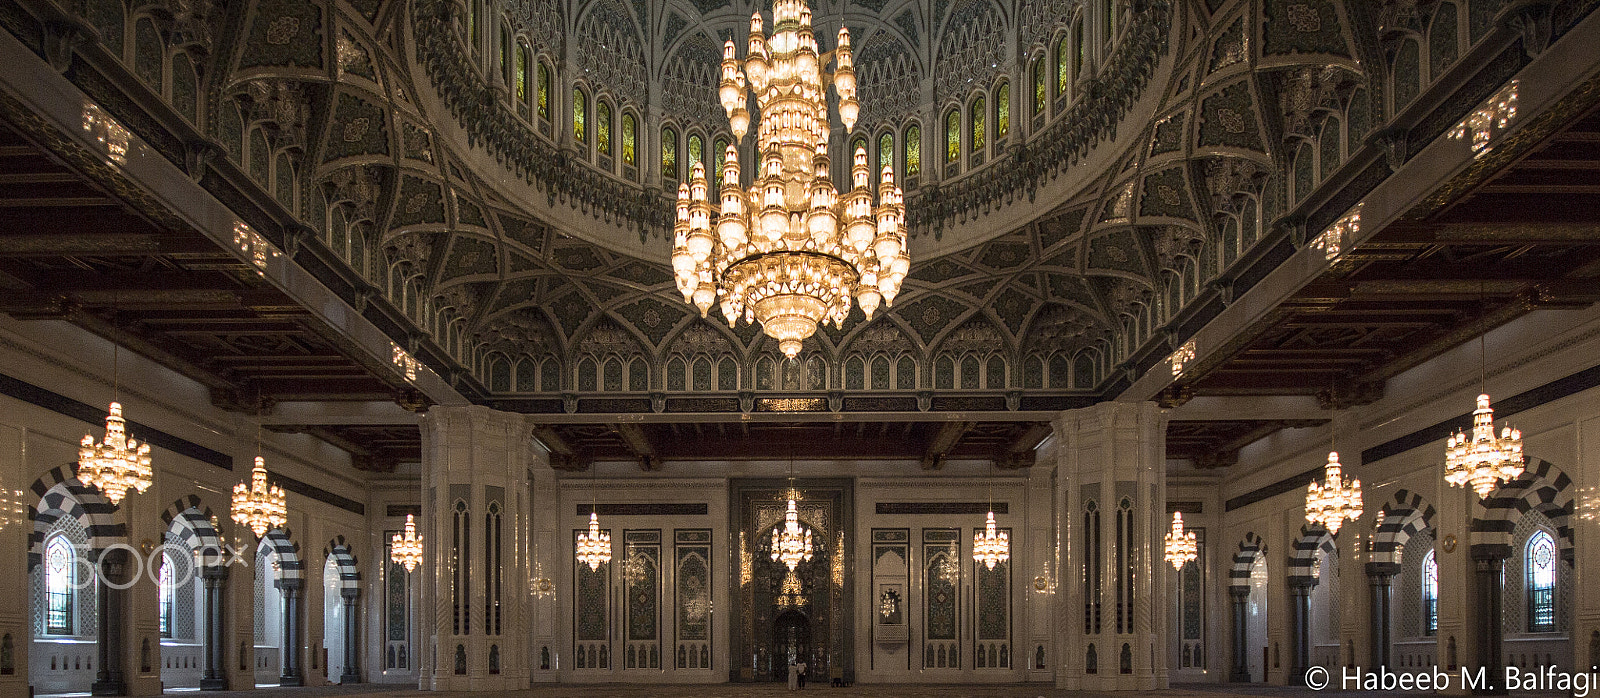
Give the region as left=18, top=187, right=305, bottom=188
left=1163, top=512, right=1198, bottom=569
left=673, top=0, right=908, bottom=358
left=1305, top=451, right=1363, bottom=535
left=972, top=510, right=1010, bottom=570
left=1444, top=300, right=1525, bottom=498
left=391, top=513, right=424, bottom=572
left=576, top=460, right=613, bottom=571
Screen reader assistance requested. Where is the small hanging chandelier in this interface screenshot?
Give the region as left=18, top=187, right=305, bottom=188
left=972, top=510, right=1010, bottom=570
left=1445, top=393, right=1524, bottom=498
left=1305, top=451, right=1363, bottom=535
left=771, top=497, right=814, bottom=572
left=231, top=456, right=287, bottom=538
left=78, top=402, right=153, bottom=505
left=391, top=513, right=424, bottom=572
left=1163, top=512, right=1198, bottom=569
left=674, top=0, right=908, bottom=358
left=575, top=512, right=612, bottom=571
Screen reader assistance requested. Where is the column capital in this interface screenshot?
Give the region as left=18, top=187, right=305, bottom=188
left=200, top=564, right=229, bottom=581
left=1228, top=585, right=1251, bottom=599
left=1287, top=575, right=1318, bottom=590
left=275, top=577, right=304, bottom=593
left=1364, top=562, right=1401, bottom=579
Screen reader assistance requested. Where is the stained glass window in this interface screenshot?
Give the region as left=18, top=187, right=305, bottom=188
left=662, top=127, right=678, bottom=183
left=971, top=97, right=986, bottom=153
left=996, top=82, right=1010, bottom=139
left=515, top=45, right=529, bottom=104
left=622, top=114, right=637, bottom=166
left=904, top=125, right=920, bottom=177
left=1033, top=57, right=1046, bottom=115
left=1526, top=530, right=1556, bottom=632
left=159, top=555, right=174, bottom=638
left=713, top=137, right=729, bottom=189
left=688, top=134, right=704, bottom=171
left=597, top=101, right=612, bottom=156
left=1102, top=0, right=1114, bottom=41
left=537, top=63, right=550, bottom=119
left=572, top=88, right=587, bottom=143
left=1075, top=22, right=1087, bottom=80
left=1421, top=550, right=1437, bottom=636
left=45, top=536, right=73, bottom=635
left=1057, top=36, right=1070, bottom=95
left=946, top=110, right=960, bottom=164
left=499, top=26, right=510, bottom=81
left=851, top=135, right=867, bottom=167
left=878, top=132, right=893, bottom=177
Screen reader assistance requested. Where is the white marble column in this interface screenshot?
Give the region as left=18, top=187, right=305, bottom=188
left=1050, top=401, right=1167, bottom=691
left=420, top=406, right=532, bottom=691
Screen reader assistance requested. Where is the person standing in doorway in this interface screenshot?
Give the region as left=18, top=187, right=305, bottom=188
left=787, top=659, right=798, bottom=690
left=797, top=660, right=808, bottom=689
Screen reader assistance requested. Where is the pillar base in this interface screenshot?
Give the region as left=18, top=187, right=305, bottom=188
left=278, top=675, right=304, bottom=687
left=340, top=670, right=362, bottom=684
left=90, top=680, right=127, bottom=696
left=1228, top=668, right=1252, bottom=682
left=199, top=677, right=230, bottom=691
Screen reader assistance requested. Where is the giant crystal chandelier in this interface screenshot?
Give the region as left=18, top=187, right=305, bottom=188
left=1305, top=451, right=1363, bottom=535
left=391, top=513, right=424, bottom=572
left=1445, top=393, right=1524, bottom=498
left=771, top=497, right=814, bottom=572
left=576, top=512, right=612, bottom=571
left=1163, top=512, right=1197, bottom=569
left=672, top=0, right=908, bottom=358
left=78, top=401, right=153, bottom=505
left=232, top=456, right=287, bottom=538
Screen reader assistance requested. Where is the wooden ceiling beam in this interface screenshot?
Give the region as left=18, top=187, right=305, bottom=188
left=611, top=423, right=661, bottom=471
left=995, top=423, right=1051, bottom=469
left=534, top=426, right=591, bottom=471
left=0, top=232, right=219, bottom=256
left=922, top=421, right=973, bottom=470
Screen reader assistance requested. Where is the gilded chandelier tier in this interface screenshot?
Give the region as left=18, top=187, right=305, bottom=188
left=1444, top=393, right=1524, bottom=498
left=231, top=456, right=287, bottom=538
left=390, top=513, right=424, bottom=572
left=1163, top=512, right=1197, bottom=569
left=78, top=401, right=153, bottom=505
left=771, top=497, right=813, bottom=571
left=972, top=510, right=1009, bottom=570
left=1305, top=451, right=1363, bottom=535
left=672, top=0, right=908, bottom=358
left=576, top=512, right=612, bottom=571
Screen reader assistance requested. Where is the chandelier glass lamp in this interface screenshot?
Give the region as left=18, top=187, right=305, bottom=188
left=390, top=513, right=424, bottom=572
left=972, top=510, right=1010, bottom=570
left=78, top=401, right=153, bottom=505
left=1163, top=512, right=1198, bottom=569
left=1444, top=393, right=1524, bottom=498
left=575, top=511, right=612, bottom=571
left=231, top=456, right=287, bottom=538
left=672, top=0, right=908, bottom=358
left=1305, top=451, right=1363, bottom=535
left=771, top=497, right=814, bottom=572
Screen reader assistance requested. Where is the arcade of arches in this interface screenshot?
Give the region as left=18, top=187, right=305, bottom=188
left=0, top=0, right=1599, bottom=694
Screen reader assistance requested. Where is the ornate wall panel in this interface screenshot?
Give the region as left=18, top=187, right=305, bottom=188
left=674, top=529, right=712, bottom=669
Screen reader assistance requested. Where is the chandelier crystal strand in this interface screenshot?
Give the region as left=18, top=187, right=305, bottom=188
left=1444, top=393, right=1524, bottom=498
left=1163, top=512, right=1198, bottom=569
left=677, top=0, right=907, bottom=358
left=576, top=511, right=612, bottom=571
left=972, top=510, right=1010, bottom=570
left=231, top=455, right=287, bottom=538
left=1305, top=451, right=1363, bottom=535
left=391, top=513, right=424, bottom=572
left=771, top=497, right=813, bottom=572
left=78, top=401, right=154, bottom=505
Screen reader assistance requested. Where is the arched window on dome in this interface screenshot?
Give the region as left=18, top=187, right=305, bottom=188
left=1056, top=35, right=1070, bottom=98
left=498, top=25, right=511, bottom=85
left=903, top=123, right=921, bottom=180
left=622, top=113, right=638, bottom=171
left=713, top=137, right=730, bottom=189
left=945, top=109, right=961, bottom=167
left=662, top=126, right=678, bottom=186
left=1032, top=56, right=1047, bottom=122
left=597, top=100, right=613, bottom=159
left=995, top=81, right=1010, bottom=141
left=1526, top=530, right=1557, bottom=632
left=45, top=535, right=75, bottom=636
left=969, top=96, right=986, bottom=166
left=688, top=134, right=704, bottom=174
left=572, top=87, right=587, bottom=145
left=514, top=43, right=529, bottom=106
left=878, top=132, right=894, bottom=182
left=536, top=61, right=551, bottom=120
left=1421, top=550, right=1438, bottom=636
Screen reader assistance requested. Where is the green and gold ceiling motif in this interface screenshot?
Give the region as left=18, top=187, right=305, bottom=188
left=6, top=0, right=1560, bottom=413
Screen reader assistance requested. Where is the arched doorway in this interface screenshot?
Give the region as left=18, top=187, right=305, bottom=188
left=1246, top=556, right=1268, bottom=682
left=771, top=610, right=810, bottom=682
left=255, top=544, right=285, bottom=686
left=322, top=555, right=346, bottom=683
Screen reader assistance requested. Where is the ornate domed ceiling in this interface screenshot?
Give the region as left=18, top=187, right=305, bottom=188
left=32, top=0, right=1422, bottom=412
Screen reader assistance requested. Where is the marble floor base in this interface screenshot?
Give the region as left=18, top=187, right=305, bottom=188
left=125, top=682, right=1567, bottom=697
